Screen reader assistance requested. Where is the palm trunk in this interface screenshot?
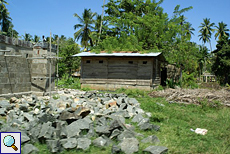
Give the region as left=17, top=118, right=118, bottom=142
left=209, top=41, right=212, bottom=52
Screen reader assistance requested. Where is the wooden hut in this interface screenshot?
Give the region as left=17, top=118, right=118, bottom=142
left=73, top=52, right=166, bottom=90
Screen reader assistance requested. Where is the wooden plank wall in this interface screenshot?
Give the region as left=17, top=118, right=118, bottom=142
left=81, top=56, right=160, bottom=90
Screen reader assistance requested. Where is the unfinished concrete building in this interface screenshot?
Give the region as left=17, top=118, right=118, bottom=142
left=0, top=35, right=57, bottom=97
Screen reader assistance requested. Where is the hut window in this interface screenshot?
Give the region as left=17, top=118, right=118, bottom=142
left=99, top=60, right=103, bottom=63
left=86, top=60, right=90, bottom=63
left=143, top=61, right=147, bottom=64
left=128, top=61, right=133, bottom=64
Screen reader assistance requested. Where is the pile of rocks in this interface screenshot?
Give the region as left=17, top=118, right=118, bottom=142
left=0, top=89, right=168, bottom=154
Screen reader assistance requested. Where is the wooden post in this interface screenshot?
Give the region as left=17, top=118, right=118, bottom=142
left=49, top=32, right=52, bottom=102
left=56, top=37, right=59, bottom=91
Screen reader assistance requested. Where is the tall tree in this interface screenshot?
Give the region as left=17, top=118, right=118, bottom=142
left=33, top=35, right=40, bottom=42
left=0, top=0, right=12, bottom=34
left=58, top=38, right=81, bottom=77
left=0, top=0, right=8, bottom=9
left=184, top=23, right=195, bottom=40
left=214, top=21, right=229, bottom=41
left=198, top=18, right=215, bottom=52
left=212, top=36, right=230, bottom=84
left=73, top=8, right=96, bottom=50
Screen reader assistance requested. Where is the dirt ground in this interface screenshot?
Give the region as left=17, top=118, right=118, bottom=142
left=149, top=86, right=230, bottom=107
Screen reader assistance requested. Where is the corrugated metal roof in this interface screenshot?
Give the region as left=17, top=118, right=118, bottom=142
left=72, top=52, right=162, bottom=57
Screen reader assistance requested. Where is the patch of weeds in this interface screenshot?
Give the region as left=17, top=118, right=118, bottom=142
left=155, top=85, right=164, bottom=91
left=81, top=86, right=92, bottom=91
left=115, top=88, right=149, bottom=98
left=58, top=74, right=81, bottom=89
left=53, top=94, right=60, bottom=100
left=150, top=112, right=168, bottom=122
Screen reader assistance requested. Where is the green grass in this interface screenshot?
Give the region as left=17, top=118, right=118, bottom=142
left=22, top=88, right=230, bottom=154
left=139, top=96, right=230, bottom=154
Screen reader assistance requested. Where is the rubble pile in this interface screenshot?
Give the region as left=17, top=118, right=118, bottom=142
left=0, top=89, right=168, bottom=154
left=149, top=88, right=230, bottom=106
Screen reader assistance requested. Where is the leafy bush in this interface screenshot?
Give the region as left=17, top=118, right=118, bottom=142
left=166, top=78, right=181, bottom=89
left=182, top=72, right=198, bottom=89
left=156, top=85, right=164, bottom=91
left=57, top=74, right=81, bottom=89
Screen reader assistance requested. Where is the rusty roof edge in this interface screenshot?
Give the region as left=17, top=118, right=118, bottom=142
left=72, top=52, right=162, bottom=57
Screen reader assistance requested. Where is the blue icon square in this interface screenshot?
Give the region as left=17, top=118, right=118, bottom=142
left=0, top=132, right=21, bottom=154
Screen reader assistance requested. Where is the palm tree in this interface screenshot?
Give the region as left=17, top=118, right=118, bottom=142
left=184, top=23, right=195, bottom=40
left=0, top=0, right=8, bottom=9
left=73, top=9, right=96, bottom=50
left=23, top=33, right=32, bottom=41
left=198, top=18, right=215, bottom=52
left=33, top=35, right=40, bottom=42
left=0, top=8, right=11, bottom=33
left=214, top=21, right=229, bottom=41
left=0, top=0, right=9, bottom=32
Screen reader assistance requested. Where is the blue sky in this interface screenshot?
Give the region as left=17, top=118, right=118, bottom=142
left=7, top=0, right=230, bottom=51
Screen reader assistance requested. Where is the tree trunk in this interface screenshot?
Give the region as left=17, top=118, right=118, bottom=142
left=209, top=41, right=212, bottom=53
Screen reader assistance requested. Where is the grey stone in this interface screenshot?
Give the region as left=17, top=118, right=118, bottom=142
left=139, top=122, right=154, bottom=131
left=103, top=108, right=114, bottom=115
left=87, top=124, right=96, bottom=138
left=77, top=138, right=91, bottom=150
left=135, top=108, right=144, bottom=114
left=110, top=129, right=122, bottom=139
left=143, top=146, right=168, bottom=154
left=38, top=113, right=55, bottom=123
left=23, top=143, right=39, bottom=154
left=56, top=121, right=67, bottom=138
left=23, top=113, right=34, bottom=122
left=38, top=122, right=54, bottom=140
left=21, top=132, right=30, bottom=144
left=111, top=144, right=121, bottom=154
left=128, top=98, right=139, bottom=105
left=138, top=118, right=150, bottom=126
left=76, top=118, right=91, bottom=130
left=21, top=122, right=30, bottom=131
left=109, top=119, right=125, bottom=131
left=93, top=137, right=107, bottom=147
left=120, top=138, right=139, bottom=154
left=132, top=114, right=144, bottom=123
left=31, top=95, right=38, bottom=104
left=117, top=130, right=135, bottom=142
left=0, top=100, right=11, bottom=108
left=46, top=140, right=60, bottom=153
left=0, top=108, right=6, bottom=116
left=119, top=103, right=127, bottom=110
left=58, top=110, right=79, bottom=121
left=141, top=135, right=160, bottom=143
left=116, top=97, right=125, bottom=106
left=101, top=97, right=111, bottom=103
left=152, top=124, right=160, bottom=131
left=6, top=104, right=15, bottom=111
left=66, top=121, right=81, bottom=138
left=96, top=116, right=107, bottom=126
left=28, top=124, right=42, bottom=143
left=101, top=134, right=113, bottom=146
left=19, top=104, right=28, bottom=112
left=95, top=125, right=110, bottom=134
left=60, top=138, right=77, bottom=149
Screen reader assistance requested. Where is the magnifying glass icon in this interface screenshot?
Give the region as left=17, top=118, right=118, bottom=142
left=3, top=135, right=18, bottom=151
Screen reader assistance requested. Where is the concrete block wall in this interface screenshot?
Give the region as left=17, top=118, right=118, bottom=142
left=31, top=47, right=56, bottom=92
left=0, top=35, right=57, bottom=96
